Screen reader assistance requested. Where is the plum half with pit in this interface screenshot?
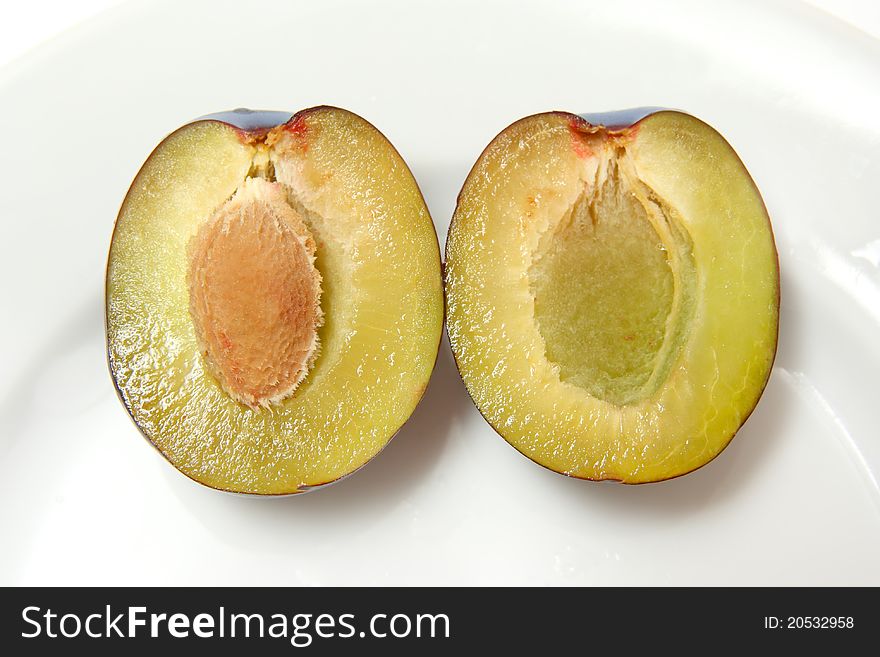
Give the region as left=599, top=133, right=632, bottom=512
left=106, top=107, right=444, bottom=494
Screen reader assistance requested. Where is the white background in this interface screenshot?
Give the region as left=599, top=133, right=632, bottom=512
left=1, top=0, right=879, bottom=69
left=1, top=0, right=879, bottom=586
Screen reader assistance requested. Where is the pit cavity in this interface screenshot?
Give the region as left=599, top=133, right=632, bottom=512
left=187, top=174, right=323, bottom=409
left=529, top=147, right=695, bottom=406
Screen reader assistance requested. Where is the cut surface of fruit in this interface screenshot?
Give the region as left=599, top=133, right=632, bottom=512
left=445, top=110, right=778, bottom=483
left=106, top=107, right=443, bottom=494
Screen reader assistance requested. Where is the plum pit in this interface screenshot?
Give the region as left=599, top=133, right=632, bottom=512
left=187, top=176, right=322, bottom=408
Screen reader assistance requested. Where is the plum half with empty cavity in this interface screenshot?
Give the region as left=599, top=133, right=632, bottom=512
left=445, top=109, right=779, bottom=483
left=106, top=107, right=444, bottom=494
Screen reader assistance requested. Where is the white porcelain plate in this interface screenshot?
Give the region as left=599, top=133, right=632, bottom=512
left=1, top=0, right=879, bottom=585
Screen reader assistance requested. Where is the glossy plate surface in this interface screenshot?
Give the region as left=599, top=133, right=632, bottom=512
left=1, top=0, right=878, bottom=584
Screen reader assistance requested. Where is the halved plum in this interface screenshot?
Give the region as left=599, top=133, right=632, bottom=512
left=445, top=110, right=778, bottom=483
left=106, top=107, right=444, bottom=494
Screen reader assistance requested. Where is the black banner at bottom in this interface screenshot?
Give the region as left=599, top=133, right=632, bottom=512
left=0, top=587, right=873, bottom=653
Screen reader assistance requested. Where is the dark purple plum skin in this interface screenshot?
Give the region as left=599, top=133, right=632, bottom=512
left=197, top=108, right=294, bottom=131
left=577, top=106, right=667, bottom=130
